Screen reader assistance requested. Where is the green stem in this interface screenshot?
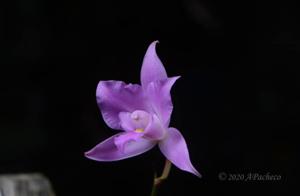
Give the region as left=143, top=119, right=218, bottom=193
left=150, top=159, right=172, bottom=196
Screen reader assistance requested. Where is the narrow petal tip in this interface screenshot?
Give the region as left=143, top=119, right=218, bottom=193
left=151, top=40, right=159, bottom=44
left=84, top=147, right=99, bottom=159
left=141, top=41, right=168, bottom=87
left=159, top=127, right=201, bottom=178
left=191, top=167, right=202, bottom=178
left=84, top=149, right=95, bottom=160
left=178, top=160, right=202, bottom=178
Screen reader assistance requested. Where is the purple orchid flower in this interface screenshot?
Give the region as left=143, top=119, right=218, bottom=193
left=85, top=41, right=200, bottom=177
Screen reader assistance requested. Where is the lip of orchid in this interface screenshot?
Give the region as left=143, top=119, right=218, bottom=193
left=119, top=109, right=167, bottom=141
left=85, top=41, right=201, bottom=177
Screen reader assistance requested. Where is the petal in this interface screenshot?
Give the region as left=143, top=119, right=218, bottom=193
left=118, top=112, right=134, bottom=131
left=140, top=41, right=168, bottom=88
left=144, top=114, right=166, bottom=140
left=96, top=81, right=148, bottom=130
left=158, top=128, right=201, bottom=177
left=85, top=133, right=156, bottom=161
left=146, top=76, right=180, bottom=126
left=114, top=131, right=143, bottom=153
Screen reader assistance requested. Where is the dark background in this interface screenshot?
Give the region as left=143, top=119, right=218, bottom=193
left=0, top=0, right=298, bottom=195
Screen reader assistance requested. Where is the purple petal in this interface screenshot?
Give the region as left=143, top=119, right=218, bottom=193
left=118, top=112, right=134, bottom=131
left=114, top=131, right=143, bottom=153
left=144, top=114, right=166, bottom=140
left=146, top=76, right=180, bottom=126
left=159, top=127, right=201, bottom=177
left=140, top=41, right=168, bottom=88
left=96, top=81, right=148, bottom=130
left=85, top=133, right=156, bottom=161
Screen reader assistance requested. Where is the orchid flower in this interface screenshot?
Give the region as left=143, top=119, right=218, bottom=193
left=85, top=41, right=200, bottom=177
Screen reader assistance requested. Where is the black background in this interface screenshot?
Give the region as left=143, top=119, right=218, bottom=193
left=0, top=0, right=298, bottom=195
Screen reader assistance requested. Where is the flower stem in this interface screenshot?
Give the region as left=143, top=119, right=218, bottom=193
left=150, top=159, right=172, bottom=196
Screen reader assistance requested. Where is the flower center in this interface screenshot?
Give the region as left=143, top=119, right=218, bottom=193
left=131, top=113, right=139, bottom=121
left=129, top=110, right=150, bottom=131
left=135, top=128, right=144, bottom=133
